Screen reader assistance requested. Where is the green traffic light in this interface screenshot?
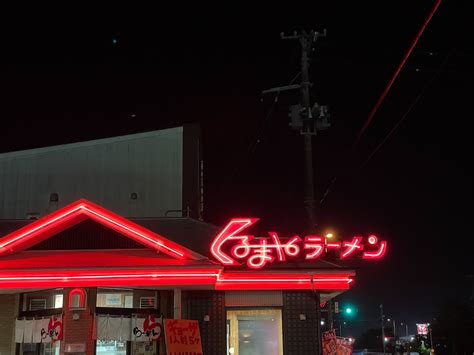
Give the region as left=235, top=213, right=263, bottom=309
left=345, top=307, right=352, bottom=314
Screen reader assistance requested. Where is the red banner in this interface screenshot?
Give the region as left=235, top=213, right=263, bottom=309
left=164, top=319, right=202, bottom=355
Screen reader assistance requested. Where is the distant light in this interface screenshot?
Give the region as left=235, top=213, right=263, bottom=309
left=320, top=320, right=325, bottom=325
left=348, top=338, right=354, bottom=343
left=411, top=337, right=415, bottom=341
left=325, top=233, right=334, bottom=239
left=384, top=337, right=389, bottom=342
left=345, top=307, right=352, bottom=314
left=112, top=38, right=118, bottom=45
left=387, top=318, right=391, bottom=322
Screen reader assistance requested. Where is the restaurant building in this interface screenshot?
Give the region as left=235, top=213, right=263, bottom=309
left=0, top=126, right=363, bottom=355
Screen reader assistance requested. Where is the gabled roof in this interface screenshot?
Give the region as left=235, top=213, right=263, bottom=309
left=0, top=200, right=355, bottom=292
left=0, top=199, right=204, bottom=260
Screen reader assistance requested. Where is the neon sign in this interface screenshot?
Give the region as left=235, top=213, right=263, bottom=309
left=211, top=218, right=387, bottom=269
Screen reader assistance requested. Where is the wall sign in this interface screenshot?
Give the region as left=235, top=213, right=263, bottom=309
left=105, top=294, right=122, bottom=306
left=211, top=218, right=387, bottom=269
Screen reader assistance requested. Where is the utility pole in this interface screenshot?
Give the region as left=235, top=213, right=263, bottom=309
left=328, top=299, right=334, bottom=330
left=262, top=30, right=329, bottom=355
left=281, top=30, right=328, bottom=231
left=263, top=30, right=329, bottom=231
left=393, top=319, right=396, bottom=338
left=428, top=324, right=433, bottom=350
left=380, top=304, right=386, bottom=353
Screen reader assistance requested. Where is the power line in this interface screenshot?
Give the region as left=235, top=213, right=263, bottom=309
left=353, top=0, right=442, bottom=149
left=319, top=0, right=444, bottom=206
left=225, top=71, right=302, bottom=186
left=358, top=50, right=453, bottom=170
left=248, top=71, right=301, bottom=158
left=320, top=49, right=452, bottom=206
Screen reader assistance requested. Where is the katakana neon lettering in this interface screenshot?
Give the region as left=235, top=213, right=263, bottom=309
left=304, top=236, right=325, bottom=259
left=341, top=237, right=363, bottom=258
left=363, top=235, right=387, bottom=259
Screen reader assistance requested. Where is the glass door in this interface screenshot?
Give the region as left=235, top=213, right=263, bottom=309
left=227, top=309, right=283, bottom=355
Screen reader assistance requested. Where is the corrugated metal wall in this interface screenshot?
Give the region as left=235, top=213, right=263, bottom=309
left=0, top=127, right=183, bottom=219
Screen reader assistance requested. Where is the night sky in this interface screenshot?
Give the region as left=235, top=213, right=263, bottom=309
left=1, top=2, right=472, bottom=338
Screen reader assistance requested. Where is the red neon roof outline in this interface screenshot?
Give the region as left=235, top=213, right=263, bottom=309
left=0, top=199, right=203, bottom=260
left=0, top=268, right=354, bottom=291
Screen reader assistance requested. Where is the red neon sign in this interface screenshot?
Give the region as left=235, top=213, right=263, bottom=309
left=210, top=219, right=387, bottom=269
left=0, top=201, right=356, bottom=292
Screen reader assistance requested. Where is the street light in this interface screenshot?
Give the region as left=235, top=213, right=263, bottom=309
left=325, top=233, right=334, bottom=239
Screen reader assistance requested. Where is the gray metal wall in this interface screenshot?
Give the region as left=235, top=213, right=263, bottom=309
left=0, top=127, right=183, bottom=219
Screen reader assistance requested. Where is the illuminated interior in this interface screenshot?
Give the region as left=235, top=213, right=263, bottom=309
left=227, top=309, right=283, bottom=355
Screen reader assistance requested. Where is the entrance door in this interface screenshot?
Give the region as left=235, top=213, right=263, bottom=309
left=226, top=309, right=283, bottom=355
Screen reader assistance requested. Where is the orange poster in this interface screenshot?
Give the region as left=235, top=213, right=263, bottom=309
left=164, top=319, right=203, bottom=355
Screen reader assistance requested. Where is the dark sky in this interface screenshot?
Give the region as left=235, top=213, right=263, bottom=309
left=1, top=2, right=472, bottom=338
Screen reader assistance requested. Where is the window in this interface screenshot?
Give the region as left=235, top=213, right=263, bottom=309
left=21, top=342, right=60, bottom=355
left=226, top=309, right=283, bottom=355
left=54, top=294, right=63, bottom=309
left=131, top=341, right=157, bottom=355
left=42, top=342, right=60, bottom=355
left=139, top=297, right=156, bottom=309
left=23, top=289, right=64, bottom=311
left=29, top=299, right=47, bottom=311
left=97, top=288, right=133, bottom=308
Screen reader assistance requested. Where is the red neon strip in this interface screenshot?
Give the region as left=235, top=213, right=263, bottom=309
left=0, top=269, right=354, bottom=291
left=215, top=273, right=353, bottom=291
left=354, top=0, right=442, bottom=147
left=0, top=199, right=198, bottom=259
left=68, top=288, right=86, bottom=308
left=0, top=206, right=83, bottom=249
left=82, top=206, right=183, bottom=257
